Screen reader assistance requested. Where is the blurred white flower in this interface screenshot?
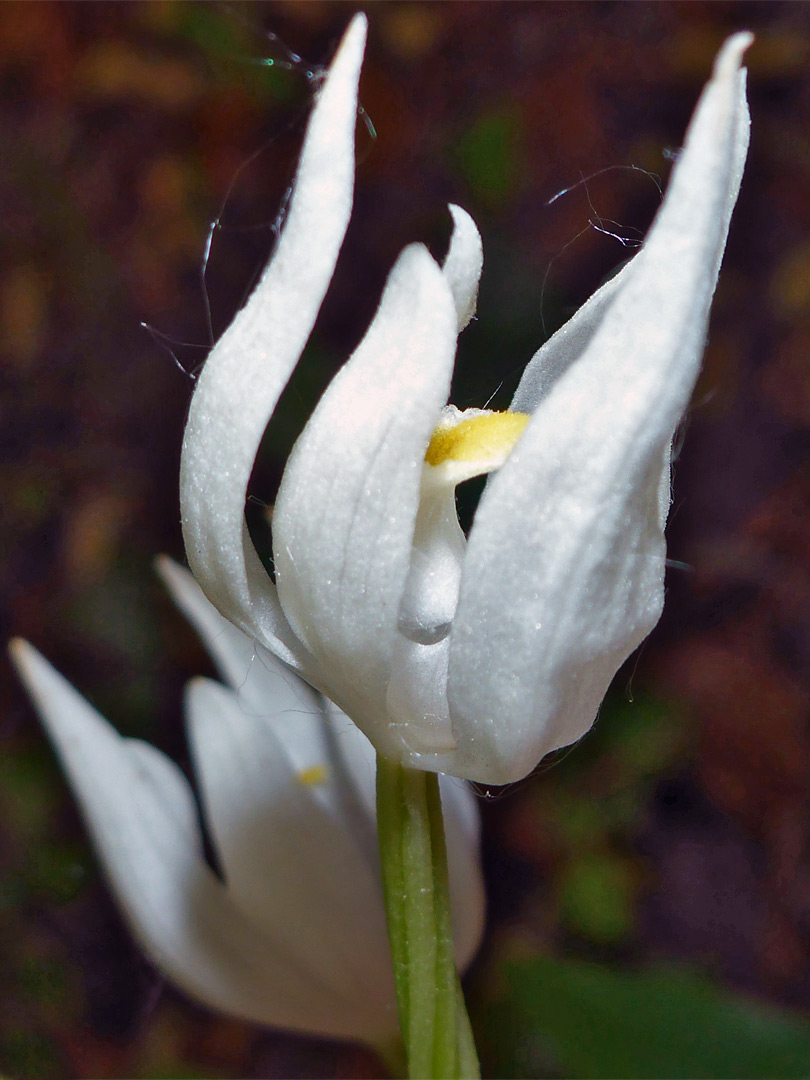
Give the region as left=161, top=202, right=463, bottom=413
left=180, top=15, right=751, bottom=785
left=9, top=558, right=484, bottom=1046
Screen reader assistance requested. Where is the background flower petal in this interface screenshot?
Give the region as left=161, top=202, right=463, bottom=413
left=440, top=776, right=486, bottom=970
left=8, top=641, right=380, bottom=1042
left=157, top=556, right=327, bottom=760
left=186, top=677, right=397, bottom=1027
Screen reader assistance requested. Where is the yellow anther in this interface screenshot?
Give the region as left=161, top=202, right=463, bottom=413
left=425, top=410, right=529, bottom=468
left=296, top=764, right=328, bottom=787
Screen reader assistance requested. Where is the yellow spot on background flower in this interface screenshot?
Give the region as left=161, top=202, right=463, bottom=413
left=297, top=764, right=329, bottom=787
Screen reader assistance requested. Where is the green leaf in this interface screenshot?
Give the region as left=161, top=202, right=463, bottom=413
left=0, top=1029, right=59, bottom=1080
left=557, top=853, right=635, bottom=944
left=493, top=956, right=810, bottom=1079
left=454, top=107, right=523, bottom=205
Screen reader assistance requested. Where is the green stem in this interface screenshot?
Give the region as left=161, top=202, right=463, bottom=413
left=376, top=755, right=480, bottom=1079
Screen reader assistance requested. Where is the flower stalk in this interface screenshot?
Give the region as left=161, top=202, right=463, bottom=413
left=377, top=756, right=480, bottom=1079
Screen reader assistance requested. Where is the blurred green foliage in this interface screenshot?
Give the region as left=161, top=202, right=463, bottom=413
left=528, top=693, right=686, bottom=949
left=0, top=1030, right=60, bottom=1080
left=172, top=1, right=304, bottom=104
left=455, top=106, right=525, bottom=206
left=558, top=852, right=635, bottom=944
left=486, top=956, right=810, bottom=1079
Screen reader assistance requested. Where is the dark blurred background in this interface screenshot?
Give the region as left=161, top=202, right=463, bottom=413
left=2, top=2, right=810, bottom=1077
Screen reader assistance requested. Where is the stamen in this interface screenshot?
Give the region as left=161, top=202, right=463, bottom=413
left=424, top=409, right=530, bottom=482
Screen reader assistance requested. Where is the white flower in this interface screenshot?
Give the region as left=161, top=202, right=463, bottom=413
left=180, top=14, right=751, bottom=785
left=9, top=559, right=484, bottom=1046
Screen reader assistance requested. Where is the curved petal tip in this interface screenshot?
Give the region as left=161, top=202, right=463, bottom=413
left=443, top=204, right=484, bottom=332
left=332, top=13, right=368, bottom=77
left=9, top=639, right=63, bottom=708
left=714, top=31, right=754, bottom=77
left=9, top=635, right=29, bottom=667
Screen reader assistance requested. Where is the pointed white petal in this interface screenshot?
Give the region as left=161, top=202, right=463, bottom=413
left=323, top=698, right=378, bottom=820
left=511, top=35, right=751, bottom=417
left=179, top=16, right=367, bottom=662
left=272, top=244, right=458, bottom=759
left=443, top=204, right=483, bottom=331
left=9, top=641, right=382, bottom=1041
left=186, top=678, right=397, bottom=1029
left=157, top=555, right=269, bottom=699
left=447, top=35, right=751, bottom=785
left=156, top=556, right=320, bottom=732
left=509, top=258, right=635, bottom=413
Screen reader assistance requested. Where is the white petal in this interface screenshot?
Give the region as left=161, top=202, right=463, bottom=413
left=272, top=244, right=458, bottom=759
left=9, top=641, right=379, bottom=1042
left=512, top=35, right=751, bottom=417
left=322, top=698, right=378, bottom=820
left=447, top=35, right=751, bottom=785
left=157, top=557, right=319, bottom=743
left=157, top=555, right=268, bottom=700
left=179, top=16, right=367, bottom=663
left=509, top=258, right=635, bottom=413
left=440, top=776, right=486, bottom=971
left=443, top=204, right=483, bottom=331
left=186, top=678, right=397, bottom=1031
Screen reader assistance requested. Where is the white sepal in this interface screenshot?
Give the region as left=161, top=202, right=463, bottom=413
left=179, top=16, right=367, bottom=667
left=445, top=33, right=751, bottom=784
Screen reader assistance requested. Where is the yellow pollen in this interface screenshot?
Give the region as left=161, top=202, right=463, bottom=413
left=425, top=410, right=530, bottom=467
left=296, top=764, right=328, bottom=787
